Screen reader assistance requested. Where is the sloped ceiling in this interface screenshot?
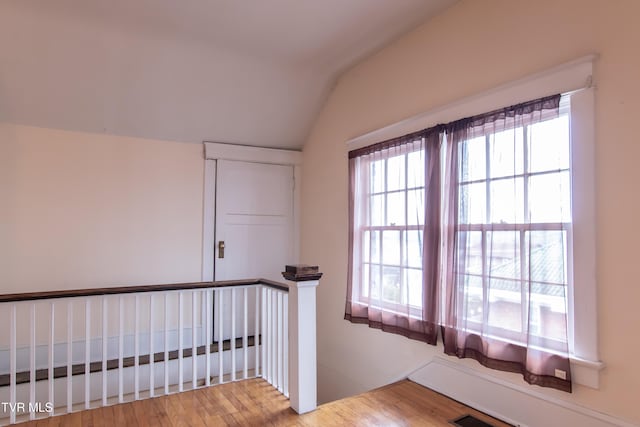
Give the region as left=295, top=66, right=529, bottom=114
left=0, top=0, right=456, bottom=149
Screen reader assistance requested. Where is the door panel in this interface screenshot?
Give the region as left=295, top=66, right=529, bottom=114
left=214, top=159, right=294, bottom=340
left=215, top=159, right=294, bottom=281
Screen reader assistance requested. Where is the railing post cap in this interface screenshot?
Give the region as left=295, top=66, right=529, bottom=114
left=282, top=265, right=323, bottom=282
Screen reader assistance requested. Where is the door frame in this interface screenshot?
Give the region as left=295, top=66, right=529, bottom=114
left=201, top=142, right=303, bottom=281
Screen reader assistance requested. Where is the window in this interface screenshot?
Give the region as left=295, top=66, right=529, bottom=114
left=346, top=134, right=440, bottom=344
left=346, top=56, right=601, bottom=389
left=455, top=110, right=571, bottom=353
left=360, top=149, right=425, bottom=313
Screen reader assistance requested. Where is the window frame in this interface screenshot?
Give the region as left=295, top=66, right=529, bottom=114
left=454, top=112, right=573, bottom=354
left=347, top=55, right=602, bottom=388
left=353, top=146, right=426, bottom=318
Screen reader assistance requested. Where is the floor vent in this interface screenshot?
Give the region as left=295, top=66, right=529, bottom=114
left=450, top=414, right=496, bottom=427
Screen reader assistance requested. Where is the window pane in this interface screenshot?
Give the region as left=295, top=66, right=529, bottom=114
left=370, top=230, right=380, bottom=263
left=526, top=230, right=567, bottom=284
left=363, top=230, right=370, bottom=262
left=529, top=171, right=571, bottom=223
left=370, top=265, right=380, bottom=300
left=382, top=266, right=401, bottom=304
left=489, top=127, right=524, bottom=178
left=371, top=159, right=385, bottom=193
left=490, top=177, right=524, bottom=224
left=487, top=278, right=522, bottom=333
left=457, top=231, right=482, bottom=275
left=529, top=116, right=570, bottom=173
left=487, top=231, right=520, bottom=280
left=460, top=136, right=486, bottom=182
left=530, top=283, right=567, bottom=343
left=362, top=263, right=370, bottom=298
left=407, top=150, right=424, bottom=189
left=407, top=189, right=424, bottom=225
left=387, top=155, right=405, bottom=192
left=407, top=268, right=423, bottom=308
left=461, top=274, right=483, bottom=323
left=382, top=230, right=400, bottom=265
left=387, top=191, right=405, bottom=226
left=371, top=194, right=384, bottom=226
left=406, top=230, right=422, bottom=268
left=459, top=182, right=486, bottom=224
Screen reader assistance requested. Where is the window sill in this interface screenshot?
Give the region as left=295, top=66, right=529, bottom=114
left=570, top=356, right=604, bottom=389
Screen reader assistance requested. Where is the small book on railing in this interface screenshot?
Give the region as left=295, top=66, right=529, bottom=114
left=282, top=265, right=322, bottom=281
left=285, top=264, right=319, bottom=274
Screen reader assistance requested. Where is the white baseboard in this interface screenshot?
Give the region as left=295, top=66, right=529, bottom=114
left=408, top=357, right=635, bottom=427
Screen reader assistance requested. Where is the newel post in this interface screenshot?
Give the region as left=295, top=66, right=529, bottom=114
left=282, top=264, right=322, bottom=414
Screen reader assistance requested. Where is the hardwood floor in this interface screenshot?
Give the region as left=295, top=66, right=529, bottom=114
left=16, top=378, right=512, bottom=426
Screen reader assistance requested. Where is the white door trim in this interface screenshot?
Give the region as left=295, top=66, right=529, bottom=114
left=204, top=142, right=302, bottom=165
left=201, top=142, right=302, bottom=282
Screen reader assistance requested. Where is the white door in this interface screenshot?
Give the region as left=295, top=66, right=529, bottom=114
left=214, top=159, right=294, bottom=281
left=213, top=159, right=294, bottom=341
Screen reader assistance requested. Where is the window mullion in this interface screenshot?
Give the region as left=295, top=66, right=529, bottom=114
left=485, top=134, right=491, bottom=224
left=523, top=124, right=530, bottom=223
left=400, top=230, right=405, bottom=305
left=364, top=162, right=372, bottom=301
left=483, top=135, right=491, bottom=330
left=379, top=158, right=387, bottom=302
left=402, top=153, right=409, bottom=305
left=384, top=158, right=388, bottom=227
left=519, top=230, right=531, bottom=339
left=521, top=125, right=529, bottom=338
left=481, top=229, right=489, bottom=329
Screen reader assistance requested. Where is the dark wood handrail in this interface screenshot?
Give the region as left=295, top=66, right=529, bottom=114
left=0, top=278, right=289, bottom=303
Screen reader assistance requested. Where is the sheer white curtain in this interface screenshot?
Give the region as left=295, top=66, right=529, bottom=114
left=441, top=94, right=573, bottom=392
left=346, top=130, right=442, bottom=344
left=346, top=94, right=573, bottom=392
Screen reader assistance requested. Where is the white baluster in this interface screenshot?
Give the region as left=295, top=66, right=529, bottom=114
left=283, top=292, right=289, bottom=398
left=164, top=293, right=169, bottom=395
left=243, top=287, right=248, bottom=380
left=267, top=288, right=273, bottom=385
left=272, top=289, right=277, bottom=388
left=201, top=290, right=206, bottom=350
left=30, top=303, right=36, bottom=420
left=218, top=289, right=223, bottom=385
left=67, top=300, right=73, bottom=413
left=118, top=296, right=123, bottom=403
left=9, top=304, right=16, bottom=425
left=255, top=286, right=260, bottom=378
left=178, top=291, right=184, bottom=392
left=49, top=302, right=55, bottom=416
left=262, top=287, right=271, bottom=383
left=102, top=297, right=107, bottom=407
left=134, top=295, right=140, bottom=400
left=149, top=293, right=154, bottom=398
left=261, top=287, right=266, bottom=381
left=85, top=299, right=91, bottom=409
left=231, top=288, right=236, bottom=382
left=277, top=291, right=283, bottom=393
left=192, top=291, right=197, bottom=389
left=205, top=289, right=212, bottom=387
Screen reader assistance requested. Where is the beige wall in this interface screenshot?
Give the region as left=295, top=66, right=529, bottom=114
left=0, top=123, right=204, bottom=293
left=301, top=0, right=640, bottom=423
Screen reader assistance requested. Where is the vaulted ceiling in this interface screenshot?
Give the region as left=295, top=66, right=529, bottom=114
left=0, top=0, right=456, bottom=149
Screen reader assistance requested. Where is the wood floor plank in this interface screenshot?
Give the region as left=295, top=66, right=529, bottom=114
left=14, top=378, right=512, bottom=427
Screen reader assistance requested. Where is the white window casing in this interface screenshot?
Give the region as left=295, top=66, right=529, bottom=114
left=347, top=55, right=603, bottom=388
